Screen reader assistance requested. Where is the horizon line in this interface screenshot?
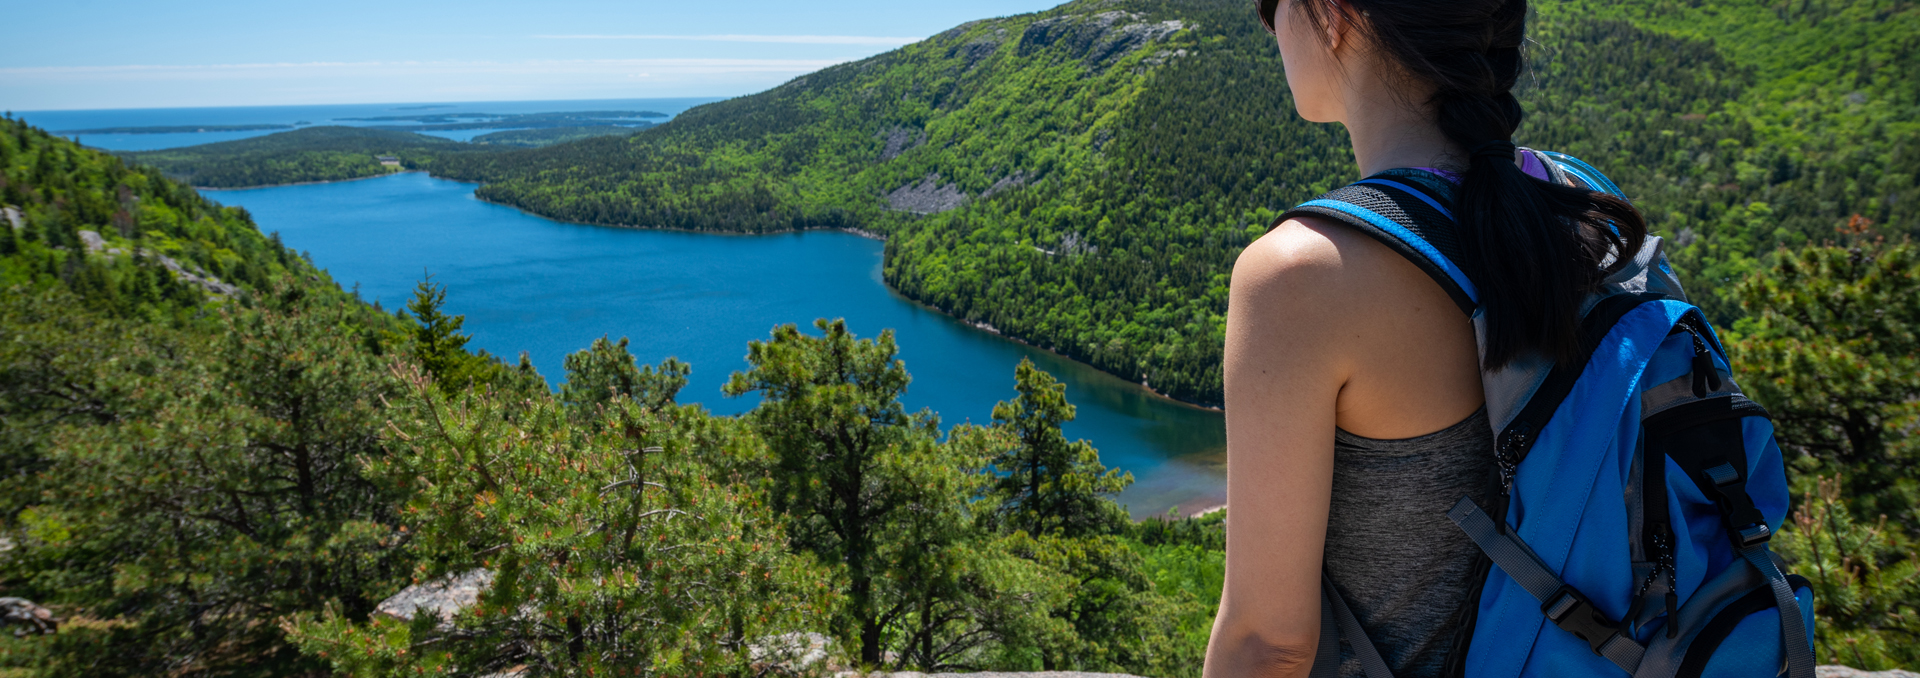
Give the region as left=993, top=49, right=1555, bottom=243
left=535, top=34, right=923, bottom=45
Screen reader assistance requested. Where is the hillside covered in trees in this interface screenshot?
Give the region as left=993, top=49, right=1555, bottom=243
left=5, top=0, right=1920, bottom=671
left=7, top=111, right=1919, bottom=673
left=436, top=0, right=1912, bottom=405
left=0, top=117, right=1233, bottom=677
left=126, top=0, right=1919, bottom=406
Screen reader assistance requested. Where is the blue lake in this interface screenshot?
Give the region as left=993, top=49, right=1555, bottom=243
left=209, top=172, right=1227, bottom=518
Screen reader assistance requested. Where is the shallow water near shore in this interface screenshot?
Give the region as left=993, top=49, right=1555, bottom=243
left=209, top=172, right=1226, bottom=518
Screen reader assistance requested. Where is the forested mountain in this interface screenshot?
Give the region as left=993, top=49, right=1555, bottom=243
left=138, top=0, right=1915, bottom=404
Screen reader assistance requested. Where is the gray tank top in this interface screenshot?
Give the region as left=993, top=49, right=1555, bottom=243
left=1325, top=407, right=1499, bottom=678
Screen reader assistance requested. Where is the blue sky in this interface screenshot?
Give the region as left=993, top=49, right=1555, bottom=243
left=2, top=0, right=1067, bottom=111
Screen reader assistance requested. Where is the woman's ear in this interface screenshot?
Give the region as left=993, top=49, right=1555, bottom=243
left=1322, top=0, right=1361, bottom=52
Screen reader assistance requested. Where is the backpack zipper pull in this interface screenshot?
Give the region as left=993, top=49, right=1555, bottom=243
left=1656, top=525, right=1679, bottom=638
left=1497, top=422, right=1531, bottom=493
left=1687, top=323, right=1722, bottom=396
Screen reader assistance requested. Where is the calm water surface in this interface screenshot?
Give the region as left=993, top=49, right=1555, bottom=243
left=210, top=172, right=1226, bottom=518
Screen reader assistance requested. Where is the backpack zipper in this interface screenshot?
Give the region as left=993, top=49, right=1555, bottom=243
left=1679, top=317, right=1723, bottom=397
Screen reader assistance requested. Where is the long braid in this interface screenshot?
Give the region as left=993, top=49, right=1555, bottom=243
left=1286, top=0, right=1646, bottom=368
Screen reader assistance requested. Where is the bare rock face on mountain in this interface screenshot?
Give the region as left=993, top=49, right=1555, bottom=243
left=939, top=20, right=1009, bottom=69
left=77, top=229, right=240, bottom=297
left=879, top=126, right=927, bottom=161
left=1017, top=11, right=1185, bottom=67
left=886, top=174, right=971, bottom=214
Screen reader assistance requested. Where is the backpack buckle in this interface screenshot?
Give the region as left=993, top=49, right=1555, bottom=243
left=1705, top=462, right=1775, bottom=549
left=1541, top=585, right=1625, bottom=657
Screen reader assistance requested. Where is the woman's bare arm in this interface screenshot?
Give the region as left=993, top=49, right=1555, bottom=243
left=1204, top=218, right=1359, bottom=678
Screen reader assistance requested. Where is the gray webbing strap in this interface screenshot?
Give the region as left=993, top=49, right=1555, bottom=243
left=1446, top=497, right=1645, bottom=673
left=1447, top=498, right=1563, bottom=600
left=1742, top=546, right=1815, bottom=678
left=1323, top=573, right=1396, bottom=678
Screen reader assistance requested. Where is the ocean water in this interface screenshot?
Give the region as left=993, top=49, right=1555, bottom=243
left=210, top=172, right=1228, bottom=518
left=14, top=98, right=719, bottom=151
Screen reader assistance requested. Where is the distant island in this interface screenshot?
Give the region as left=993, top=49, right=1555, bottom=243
left=469, top=125, right=649, bottom=147
left=336, top=110, right=667, bottom=131
left=391, top=104, right=458, bottom=110
left=59, top=123, right=295, bottom=134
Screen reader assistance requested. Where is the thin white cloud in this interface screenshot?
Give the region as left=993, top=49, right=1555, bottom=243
left=536, top=34, right=922, bottom=46
left=0, top=58, right=846, bottom=82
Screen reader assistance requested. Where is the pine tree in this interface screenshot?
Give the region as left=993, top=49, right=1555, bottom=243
left=560, top=336, right=689, bottom=416
left=403, top=273, right=484, bottom=392
left=724, top=319, right=986, bottom=667
left=986, top=358, right=1133, bottom=538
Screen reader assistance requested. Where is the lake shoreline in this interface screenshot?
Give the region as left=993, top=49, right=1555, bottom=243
left=438, top=181, right=1224, bottom=413
left=197, top=169, right=422, bottom=191
left=207, top=170, right=1226, bottom=521
left=197, top=171, right=1223, bottom=412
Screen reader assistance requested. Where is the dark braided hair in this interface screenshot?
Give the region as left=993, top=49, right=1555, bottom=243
left=1263, top=0, right=1648, bottom=369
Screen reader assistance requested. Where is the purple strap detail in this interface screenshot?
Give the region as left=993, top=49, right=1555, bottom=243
left=1408, top=149, right=1551, bottom=184
left=1519, top=150, right=1549, bottom=180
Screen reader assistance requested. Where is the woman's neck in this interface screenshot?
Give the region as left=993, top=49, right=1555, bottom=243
left=1336, top=72, right=1460, bottom=177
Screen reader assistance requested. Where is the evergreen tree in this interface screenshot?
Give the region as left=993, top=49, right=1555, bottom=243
left=560, top=336, right=689, bottom=416
left=986, top=358, right=1134, bottom=538
left=723, top=319, right=987, bottom=667
left=0, top=283, right=410, bottom=676
left=402, top=273, right=493, bottom=392
left=291, top=362, right=827, bottom=677
left=1731, top=240, right=1920, bottom=521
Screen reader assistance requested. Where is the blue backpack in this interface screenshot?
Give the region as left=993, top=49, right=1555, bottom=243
left=1285, top=151, right=1816, bottom=678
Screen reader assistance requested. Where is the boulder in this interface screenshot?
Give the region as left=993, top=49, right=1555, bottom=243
left=1818, top=668, right=1920, bottom=678
left=837, top=668, right=1136, bottom=672
left=375, top=568, right=494, bottom=622
left=0, top=597, right=58, bottom=635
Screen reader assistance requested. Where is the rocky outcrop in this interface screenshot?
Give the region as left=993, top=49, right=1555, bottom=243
left=1017, top=11, right=1185, bottom=68
left=980, top=171, right=1030, bottom=200
left=885, top=171, right=1029, bottom=215
left=752, top=632, right=834, bottom=672
left=77, top=229, right=241, bottom=298
left=886, top=174, right=971, bottom=215
left=837, top=668, right=1136, bottom=672
left=879, top=126, right=927, bottom=162
left=0, top=597, right=58, bottom=636
left=375, top=568, right=494, bottom=622
left=1818, top=668, right=1920, bottom=678
left=940, top=21, right=1010, bottom=70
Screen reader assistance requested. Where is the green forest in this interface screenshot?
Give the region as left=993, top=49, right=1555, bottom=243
left=120, top=126, right=496, bottom=188
left=9, top=0, right=1916, bottom=672
left=0, top=118, right=1231, bottom=676
left=120, top=0, right=1919, bottom=408
left=6, top=107, right=1919, bottom=674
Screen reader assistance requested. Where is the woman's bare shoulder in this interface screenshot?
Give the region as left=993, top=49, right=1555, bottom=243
left=1232, top=215, right=1399, bottom=308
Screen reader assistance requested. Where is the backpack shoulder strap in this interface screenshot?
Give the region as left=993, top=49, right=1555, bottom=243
left=1274, top=151, right=1632, bottom=317
left=1277, top=171, right=1480, bottom=315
